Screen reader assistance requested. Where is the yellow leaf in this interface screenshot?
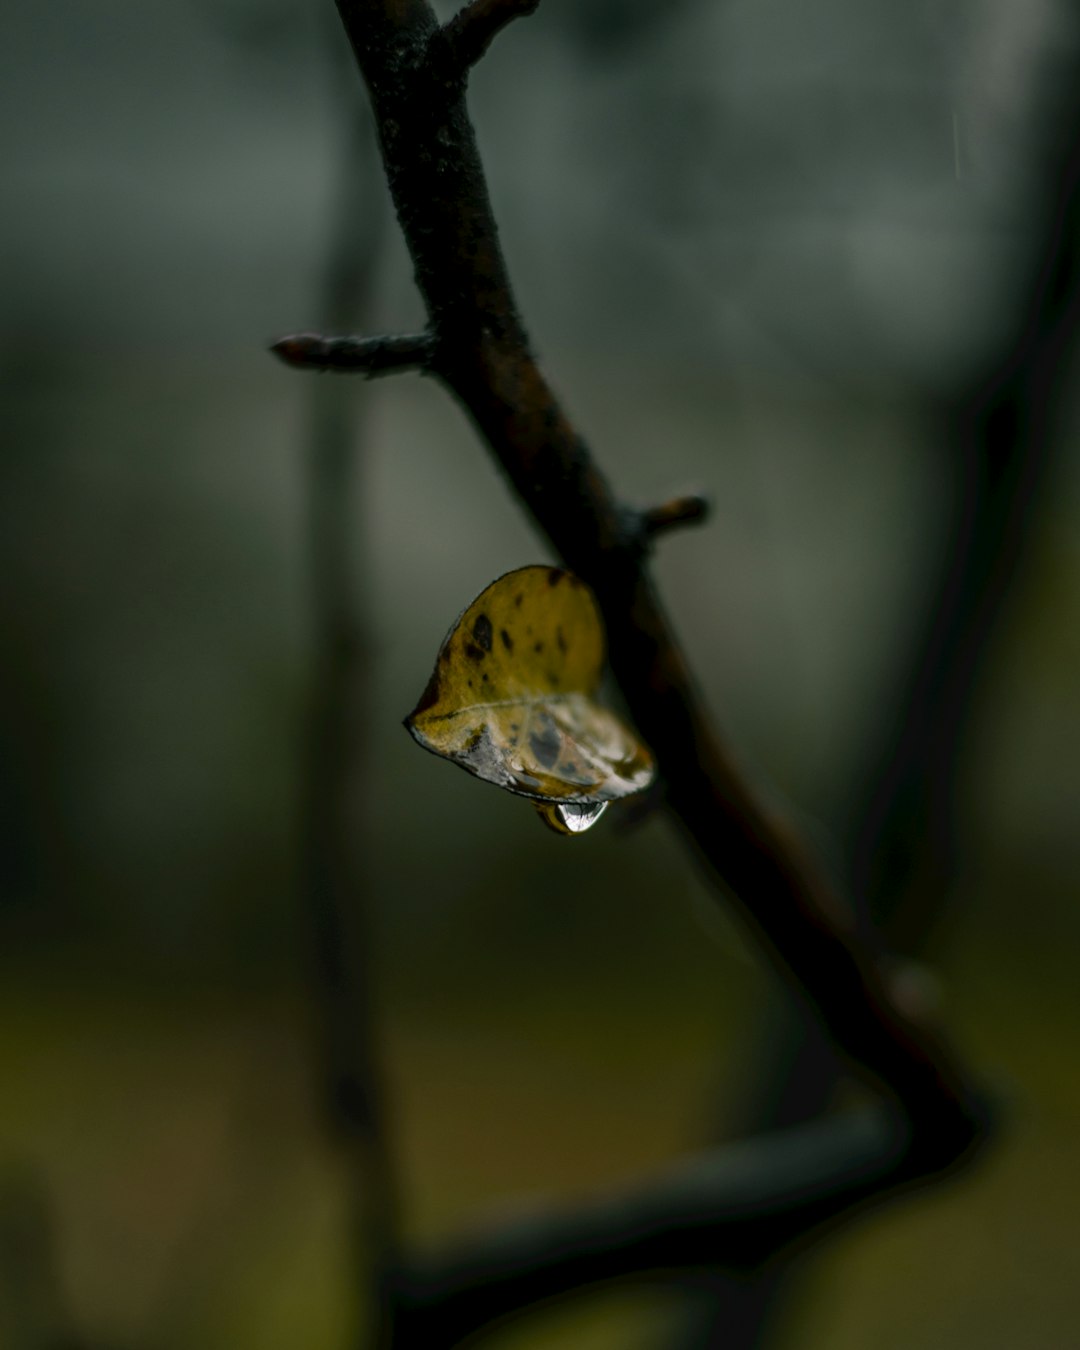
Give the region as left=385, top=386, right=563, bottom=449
left=405, top=566, right=655, bottom=832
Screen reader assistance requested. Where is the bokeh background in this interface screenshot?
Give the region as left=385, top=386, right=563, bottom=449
left=2, top=1, right=1079, bottom=1347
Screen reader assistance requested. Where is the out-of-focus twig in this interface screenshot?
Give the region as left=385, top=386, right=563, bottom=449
left=671, top=34, right=1080, bottom=1350
left=300, top=26, right=399, bottom=1350
left=639, top=493, right=711, bottom=541
left=0, top=1168, right=86, bottom=1350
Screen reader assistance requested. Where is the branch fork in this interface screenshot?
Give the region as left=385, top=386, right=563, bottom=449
left=271, top=0, right=996, bottom=1340
left=438, top=0, right=541, bottom=75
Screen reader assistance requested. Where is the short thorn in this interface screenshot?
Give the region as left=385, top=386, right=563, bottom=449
left=641, top=493, right=710, bottom=540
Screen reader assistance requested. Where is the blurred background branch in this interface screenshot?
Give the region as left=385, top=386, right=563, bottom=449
left=0, top=1169, right=89, bottom=1350
left=300, top=19, right=399, bottom=1349
left=392, top=1105, right=921, bottom=1346
left=671, top=19, right=1080, bottom=1346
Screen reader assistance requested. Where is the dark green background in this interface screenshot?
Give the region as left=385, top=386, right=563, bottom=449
left=2, top=2, right=1078, bottom=1346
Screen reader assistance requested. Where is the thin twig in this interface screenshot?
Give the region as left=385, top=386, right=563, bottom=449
left=439, top=0, right=541, bottom=74
left=852, top=88, right=1080, bottom=935
left=272, top=331, right=434, bottom=375
left=640, top=493, right=711, bottom=540
left=301, top=29, right=400, bottom=1348
left=0, top=1169, right=87, bottom=1350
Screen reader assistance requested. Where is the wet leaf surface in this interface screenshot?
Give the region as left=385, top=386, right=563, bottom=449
left=405, top=567, right=655, bottom=825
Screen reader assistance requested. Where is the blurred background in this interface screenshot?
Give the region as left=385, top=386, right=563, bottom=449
left=2, top=1, right=1079, bottom=1347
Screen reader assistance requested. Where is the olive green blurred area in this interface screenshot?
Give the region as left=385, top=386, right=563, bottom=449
left=2, top=2, right=1080, bottom=1348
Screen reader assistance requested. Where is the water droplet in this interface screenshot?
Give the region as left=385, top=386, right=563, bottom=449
left=535, top=800, right=609, bottom=835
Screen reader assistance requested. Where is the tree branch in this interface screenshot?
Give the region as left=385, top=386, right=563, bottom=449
left=299, top=36, right=400, bottom=1347
left=670, top=43, right=1080, bottom=1350
left=0, top=1168, right=90, bottom=1350
left=851, top=70, right=1080, bottom=938
left=439, top=0, right=541, bottom=75
left=272, top=331, right=434, bottom=375
left=329, top=0, right=984, bottom=1157
left=273, top=0, right=997, bottom=1334
left=640, top=493, right=711, bottom=541
left=391, top=1106, right=948, bottom=1347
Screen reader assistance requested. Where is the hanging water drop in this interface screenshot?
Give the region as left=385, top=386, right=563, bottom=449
left=535, top=800, right=609, bottom=835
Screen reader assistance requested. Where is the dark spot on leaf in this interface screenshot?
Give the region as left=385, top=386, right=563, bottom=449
left=529, top=714, right=561, bottom=769
left=514, top=593, right=523, bottom=608
left=548, top=672, right=560, bottom=686
left=548, top=569, right=562, bottom=587
left=509, top=735, right=518, bottom=747
left=500, top=628, right=513, bottom=652
left=464, top=642, right=484, bottom=662
left=534, top=641, right=544, bottom=653
left=473, top=613, right=493, bottom=652
left=556, top=626, right=568, bottom=654
left=510, top=722, right=519, bottom=732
